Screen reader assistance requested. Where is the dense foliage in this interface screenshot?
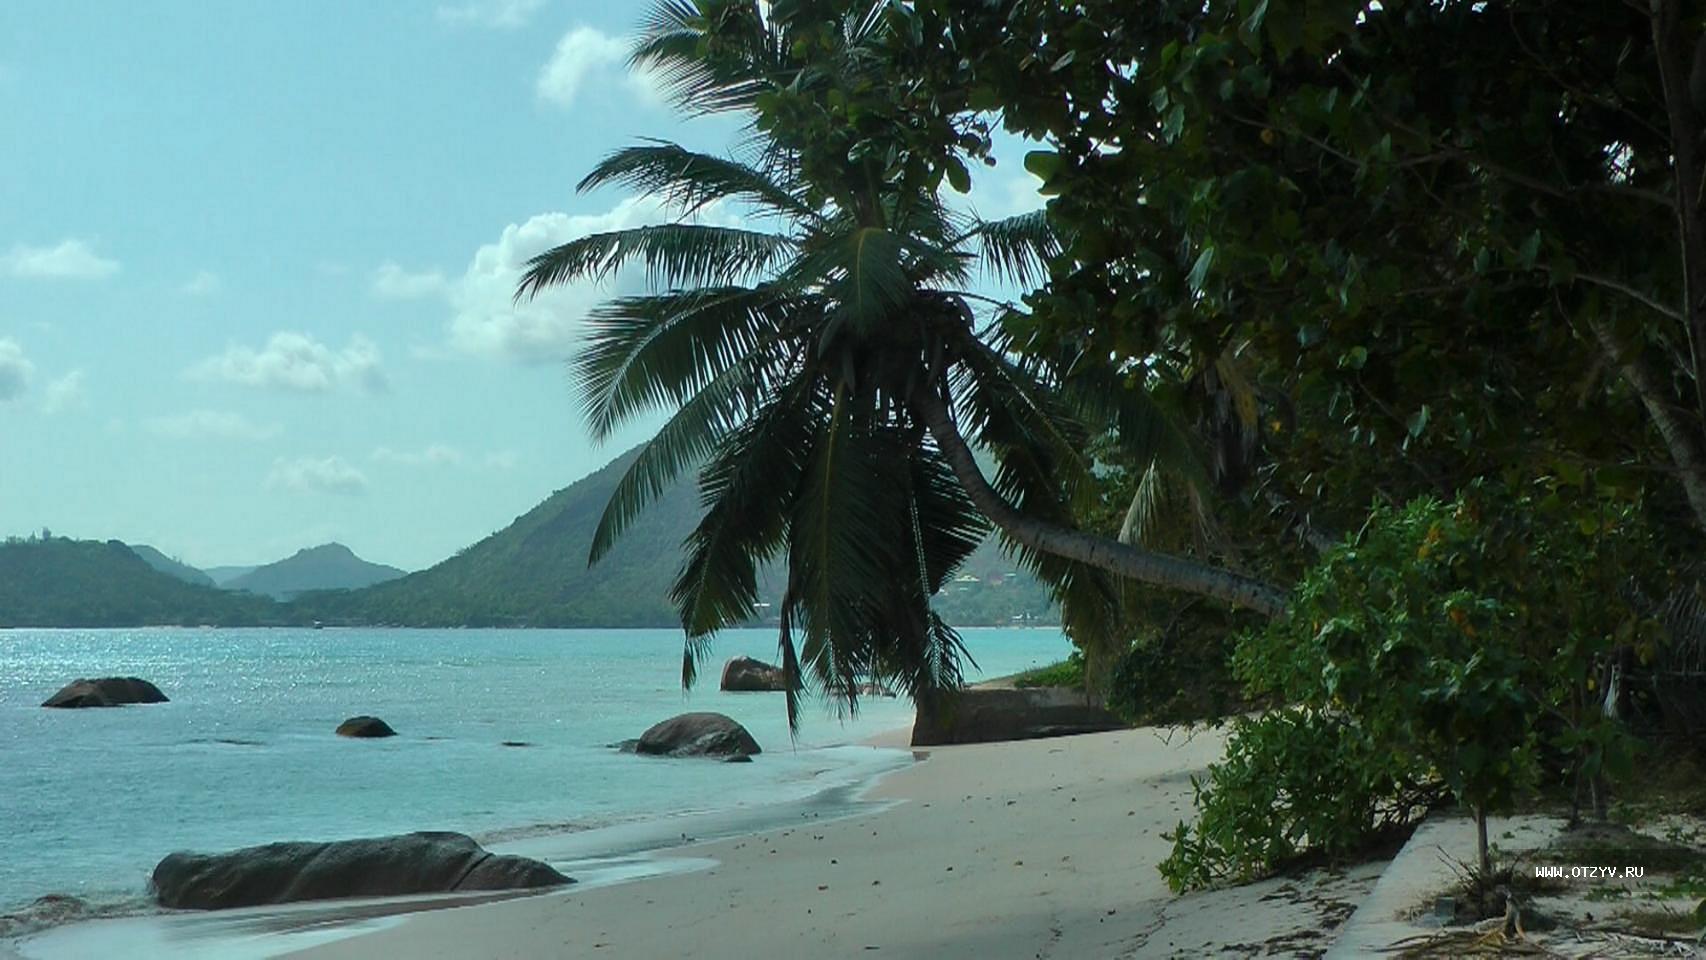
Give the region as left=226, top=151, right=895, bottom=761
left=1160, top=483, right=1664, bottom=889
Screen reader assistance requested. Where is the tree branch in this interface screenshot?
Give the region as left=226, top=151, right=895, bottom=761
left=1574, top=272, right=1685, bottom=322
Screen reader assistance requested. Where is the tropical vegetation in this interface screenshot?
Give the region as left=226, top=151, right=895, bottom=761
left=523, top=0, right=1706, bottom=894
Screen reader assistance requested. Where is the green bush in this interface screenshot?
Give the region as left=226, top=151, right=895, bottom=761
left=1161, top=481, right=1659, bottom=890
left=1105, top=628, right=1252, bottom=726
left=1013, top=651, right=1086, bottom=688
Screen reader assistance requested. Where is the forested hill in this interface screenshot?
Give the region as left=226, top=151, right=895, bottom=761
left=295, top=447, right=704, bottom=627
left=296, top=446, right=1057, bottom=628
left=0, top=538, right=277, bottom=627
left=224, top=543, right=405, bottom=600
left=3, top=449, right=1056, bottom=629
left=128, top=543, right=217, bottom=587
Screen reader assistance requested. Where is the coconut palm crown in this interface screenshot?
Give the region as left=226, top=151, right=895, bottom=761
left=516, top=0, right=1281, bottom=729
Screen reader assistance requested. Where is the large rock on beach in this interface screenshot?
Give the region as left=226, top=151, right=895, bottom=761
left=635, top=712, right=761, bottom=758
left=41, top=677, right=168, bottom=708
left=719, top=656, right=787, bottom=692
left=149, top=831, right=571, bottom=910
left=911, top=688, right=1125, bottom=746
left=335, top=716, right=396, bottom=738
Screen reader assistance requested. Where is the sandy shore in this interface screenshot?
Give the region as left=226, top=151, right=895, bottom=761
left=268, top=725, right=1377, bottom=960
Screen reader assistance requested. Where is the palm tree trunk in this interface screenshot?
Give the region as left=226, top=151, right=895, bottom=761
left=1590, top=320, right=1706, bottom=531
left=911, top=386, right=1288, bottom=617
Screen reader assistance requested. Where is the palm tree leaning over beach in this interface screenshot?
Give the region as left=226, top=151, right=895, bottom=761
left=516, top=0, right=1283, bottom=728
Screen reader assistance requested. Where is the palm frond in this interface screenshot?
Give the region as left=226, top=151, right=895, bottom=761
left=1119, top=460, right=1167, bottom=546
left=517, top=224, right=792, bottom=300
left=588, top=341, right=788, bottom=564
left=631, top=1, right=783, bottom=116
left=578, top=141, right=817, bottom=222
left=1060, top=362, right=1213, bottom=496
left=671, top=373, right=819, bottom=672
left=948, top=335, right=1092, bottom=488
left=574, top=285, right=801, bottom=440
left=958, top=210, right=1061, bottom=289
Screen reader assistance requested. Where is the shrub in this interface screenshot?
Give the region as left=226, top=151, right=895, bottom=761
left=1013, top=651, right=1086, bottom=689
left=1161, top=481, right=1660, bottom=890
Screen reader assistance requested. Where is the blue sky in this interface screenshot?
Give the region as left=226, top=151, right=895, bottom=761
left=0, top=1, right=1042, bottom=571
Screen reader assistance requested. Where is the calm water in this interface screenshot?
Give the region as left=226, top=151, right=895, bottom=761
left=0, top=626, right=1070, bottom=912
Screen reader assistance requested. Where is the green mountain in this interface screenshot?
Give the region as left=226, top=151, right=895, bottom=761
left=224, top=543, right=405, bottom=601
left=3, top=448, right=1056, bottom=629
left=204, top=564, right=257, bottom=586
left=294, top=448, right=707, bottom=627
left=0, top=538, right=276, bottom=627
left=297, top=445, right=1057, bottom=628
left=128, top=543, right=216, bottom=587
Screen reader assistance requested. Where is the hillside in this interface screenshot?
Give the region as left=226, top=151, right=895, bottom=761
left=203, top=565, right=257, bottom=586
left=0, top=538, right=278, bottom=627
left=225, top=543, right=405, bottom=600
left=294, top=448, right=709, bottom=627
left=128, top=544, right=216, bottom=587
left=1, top=450, right=1056, bottom=629
left=298, top=446, right=1057, bottom=628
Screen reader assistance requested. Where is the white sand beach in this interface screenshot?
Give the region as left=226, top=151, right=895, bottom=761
left=270, top=725, right=1377, bottom=960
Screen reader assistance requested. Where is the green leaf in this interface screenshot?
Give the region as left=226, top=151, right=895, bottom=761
left=1406, top=404, right=1430, bottom=438
left=945, top=157, right=972, bottom=194
left=1024, top=150, right=1064, bottom=182
left=967, top=86, right=1003, bottom=112
left=1266, top=0, right=1304, bottom=58
left=1187, top=246, right=1216, bottom=292
left=1518, top=230, right=1543, bottom=268
left=1239, top=0, right=1272, bottom=53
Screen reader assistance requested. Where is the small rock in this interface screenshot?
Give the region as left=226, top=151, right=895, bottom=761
left=335, top=716, right=396, bottom=738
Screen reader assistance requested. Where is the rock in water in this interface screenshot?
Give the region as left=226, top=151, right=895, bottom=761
left=335, top=716, right=396, bottom=738
left=635, top=712, right=761, bottom=758
left=150, top=831, right=571, bottom=909
left=41, top=677, right=168, bottom=708
left=719, top=656, right=787, bottom=692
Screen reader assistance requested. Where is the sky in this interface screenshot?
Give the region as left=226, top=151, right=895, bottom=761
left=0, top=1, right=1043, bottom=572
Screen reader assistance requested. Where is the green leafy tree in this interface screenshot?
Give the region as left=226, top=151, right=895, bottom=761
left=918, top=0, right=1704, bottom=553
left=518, top=0, right=1284, bottom=725
left=1162, top=482, right=1659, bottom=889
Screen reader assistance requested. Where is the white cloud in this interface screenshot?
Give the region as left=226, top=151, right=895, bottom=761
left=536, top=26, right=664, bottom=110
left=537, top=27, right=630, bottom=108
left=4, top=239, right=120, bottom=279
left=146, top=409, right=280, bottom=441
left=371, top=262, right=449, bottom=301
left=484, top=450, right=519, bottom=470
left=372, top=443, right=464, bottom=467
left=963, top=169, right=1047, bottom=222
left=266, top=456, right=369, bottom=495
left=181, top=271, right=221, bottom=296
left=189, top=332, right=388, bottom=393
left=0, top=338, right=34, bottom=401
left=40, top=370, right=85, bottom=413
left=446, top=195, right=738, bottom=362
left=437, top=0, right=543, bottom=28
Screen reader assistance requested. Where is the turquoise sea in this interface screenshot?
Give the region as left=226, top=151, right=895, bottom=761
left=0, top=626, right=1071, bottom=916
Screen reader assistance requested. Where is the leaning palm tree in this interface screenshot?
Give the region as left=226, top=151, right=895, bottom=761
left=517, top=0, right=1283, bottom=727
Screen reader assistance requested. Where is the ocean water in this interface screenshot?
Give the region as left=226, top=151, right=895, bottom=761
left=0, top=626, right=1071, bottom=914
